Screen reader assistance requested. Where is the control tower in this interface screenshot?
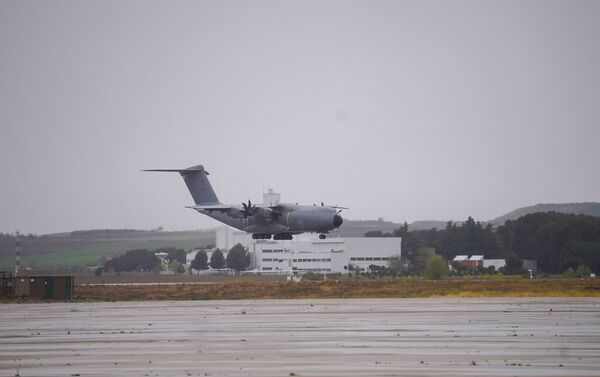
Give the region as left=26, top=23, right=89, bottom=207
left=262, top=188, right=281, bottom=205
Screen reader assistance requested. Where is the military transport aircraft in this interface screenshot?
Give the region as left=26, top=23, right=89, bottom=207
left=145, top=164, right=345, bottom=240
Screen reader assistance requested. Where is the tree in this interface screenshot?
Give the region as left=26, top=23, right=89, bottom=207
left=103, top=249, right=159, bottom=272
left=575, top=264, right=591, bottom=278
left=502, top=252, right=523, bottom=275
left=226, top=243, right=251, bottom=272
left=210, top=248, right=225, bottom=269
left=164, top=248, right=186, bottom=264
left=191, top=250, right=208, bottom=273
left=94, top=266, right=103, bottom=276
left=560, top=241, right=600, bottom=273
left=562, top=267, right=576, bottom=278
left=386, top=255, right=403, bottom=274
left=496, top=212, right=600, bottom=273
left=169, top=259, right=185, bottom=274
left=424, top=255, right=448, bottom=279
left=412, top=247, right=435, bottom=273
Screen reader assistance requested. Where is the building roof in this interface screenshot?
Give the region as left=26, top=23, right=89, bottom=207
left=453, top=255, right=468, bottom=261
left=469, top=255, right=484, bottom=261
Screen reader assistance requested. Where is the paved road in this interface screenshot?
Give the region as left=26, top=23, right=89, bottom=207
left=1, top=298, right=599, bottom=376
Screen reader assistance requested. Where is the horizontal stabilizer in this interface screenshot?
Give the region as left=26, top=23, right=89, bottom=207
left=144, top=165, right=209, bottom=175
left=144, top=164, right=219, bottom=205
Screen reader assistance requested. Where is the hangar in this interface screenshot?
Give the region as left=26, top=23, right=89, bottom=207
left=251, top=237, right=401, bottom=274
left=192, top=226, right=402, bottom=274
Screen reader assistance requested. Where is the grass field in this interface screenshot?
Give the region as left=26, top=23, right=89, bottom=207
left=74, top=277, right=600, bottom=301
left=0, top=230, right=215, bottom=271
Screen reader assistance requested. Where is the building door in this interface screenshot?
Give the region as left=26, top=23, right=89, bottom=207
left=64, top=277, right=72, bottom=299
left=44, top=278, right=53, bottom=298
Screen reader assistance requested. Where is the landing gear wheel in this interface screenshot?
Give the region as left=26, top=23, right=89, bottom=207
left=252, top=233, right=272, bottom=240
left=273, top=233, right=293, bottom=241
left=319, top=234, right=326, bottom=240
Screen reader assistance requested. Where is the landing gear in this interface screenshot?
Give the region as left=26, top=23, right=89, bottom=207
left=252, top=233, right=271, bottom=240
left=319, top=234, right=327, bottom=240
left=273, top=233, right=293, bottom=240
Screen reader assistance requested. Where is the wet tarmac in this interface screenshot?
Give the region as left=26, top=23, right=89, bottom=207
left=1, top=298, right=599, bottom=376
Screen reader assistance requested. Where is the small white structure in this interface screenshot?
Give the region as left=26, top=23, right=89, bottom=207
left=154, top=252, right=172, bottom=275
left=263, top=188, right=281, bottom=205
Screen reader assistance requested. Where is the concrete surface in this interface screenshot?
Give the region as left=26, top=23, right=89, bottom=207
left=0, top=298, right=599, bottom=376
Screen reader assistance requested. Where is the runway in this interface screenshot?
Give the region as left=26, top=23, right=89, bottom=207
left=1, top=298, right=599, bottom=376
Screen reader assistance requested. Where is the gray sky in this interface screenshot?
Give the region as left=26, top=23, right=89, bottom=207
left=1, top=1, right=599, bottom=234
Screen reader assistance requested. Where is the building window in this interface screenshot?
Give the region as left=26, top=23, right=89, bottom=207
left=262, top=258, right=272, bottom=262
left=357, top=257, right=365, bottom=261
left=263, top=250, right=272, bottom=253
left=365, top=257, right=373, bottom=261
left=374, top=257, right=382, bottom=261
left=273, top=249, right=283, bottom=253
left=350, top=257, right=356, bottom=261
left=262, top=267, right=272, bottom=271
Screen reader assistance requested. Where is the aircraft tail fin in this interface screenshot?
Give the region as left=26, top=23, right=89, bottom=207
left=144, top=164, right=221, bottom=205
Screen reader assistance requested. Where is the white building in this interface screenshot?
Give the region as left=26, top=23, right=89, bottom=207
left=250, top=236, right=401, bottom=274
left=215, top=227, right=253, bottom=251
left=483, top=259, right=506, bottom=270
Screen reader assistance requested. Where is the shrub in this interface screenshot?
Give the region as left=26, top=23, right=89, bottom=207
left=575, top=264, right=591, bottom=278
left=562, top=267, right=576, bottom=278
left=424, top=255, right=449, bottom=280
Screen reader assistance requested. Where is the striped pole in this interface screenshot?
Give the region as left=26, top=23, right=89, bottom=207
left=15, top=231, right=21, bottom=276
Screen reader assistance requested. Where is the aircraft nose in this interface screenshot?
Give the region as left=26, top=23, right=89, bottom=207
left=333, top=214, right=343, bottom=228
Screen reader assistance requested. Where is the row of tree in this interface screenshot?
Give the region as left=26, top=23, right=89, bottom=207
left=103, top=247, right=196, bottom=273
left=368, top=212, right=600, bottom=274
left=190, top=244, right=251, bottom=273
left=101, top=244, right=252, bottom=274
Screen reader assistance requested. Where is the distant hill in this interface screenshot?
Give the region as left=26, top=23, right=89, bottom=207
left=346, top=202, right=600, bottom=233
left=408, top=220, right=463, bottom=231
left=336, top=219, right=402, bottom=237
left=0, top=229, right=214, bottom=272
left=489, top=202, right=600, bottom=225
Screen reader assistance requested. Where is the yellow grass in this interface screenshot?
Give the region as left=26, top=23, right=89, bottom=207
left=74, top=277, right=600, bottom=301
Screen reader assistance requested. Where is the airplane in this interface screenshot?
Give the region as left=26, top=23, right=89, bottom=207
left=144, top=164, right=345, bottom=240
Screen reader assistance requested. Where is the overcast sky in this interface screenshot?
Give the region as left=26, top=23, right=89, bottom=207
left=1, top=1, right=599, bottom=234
